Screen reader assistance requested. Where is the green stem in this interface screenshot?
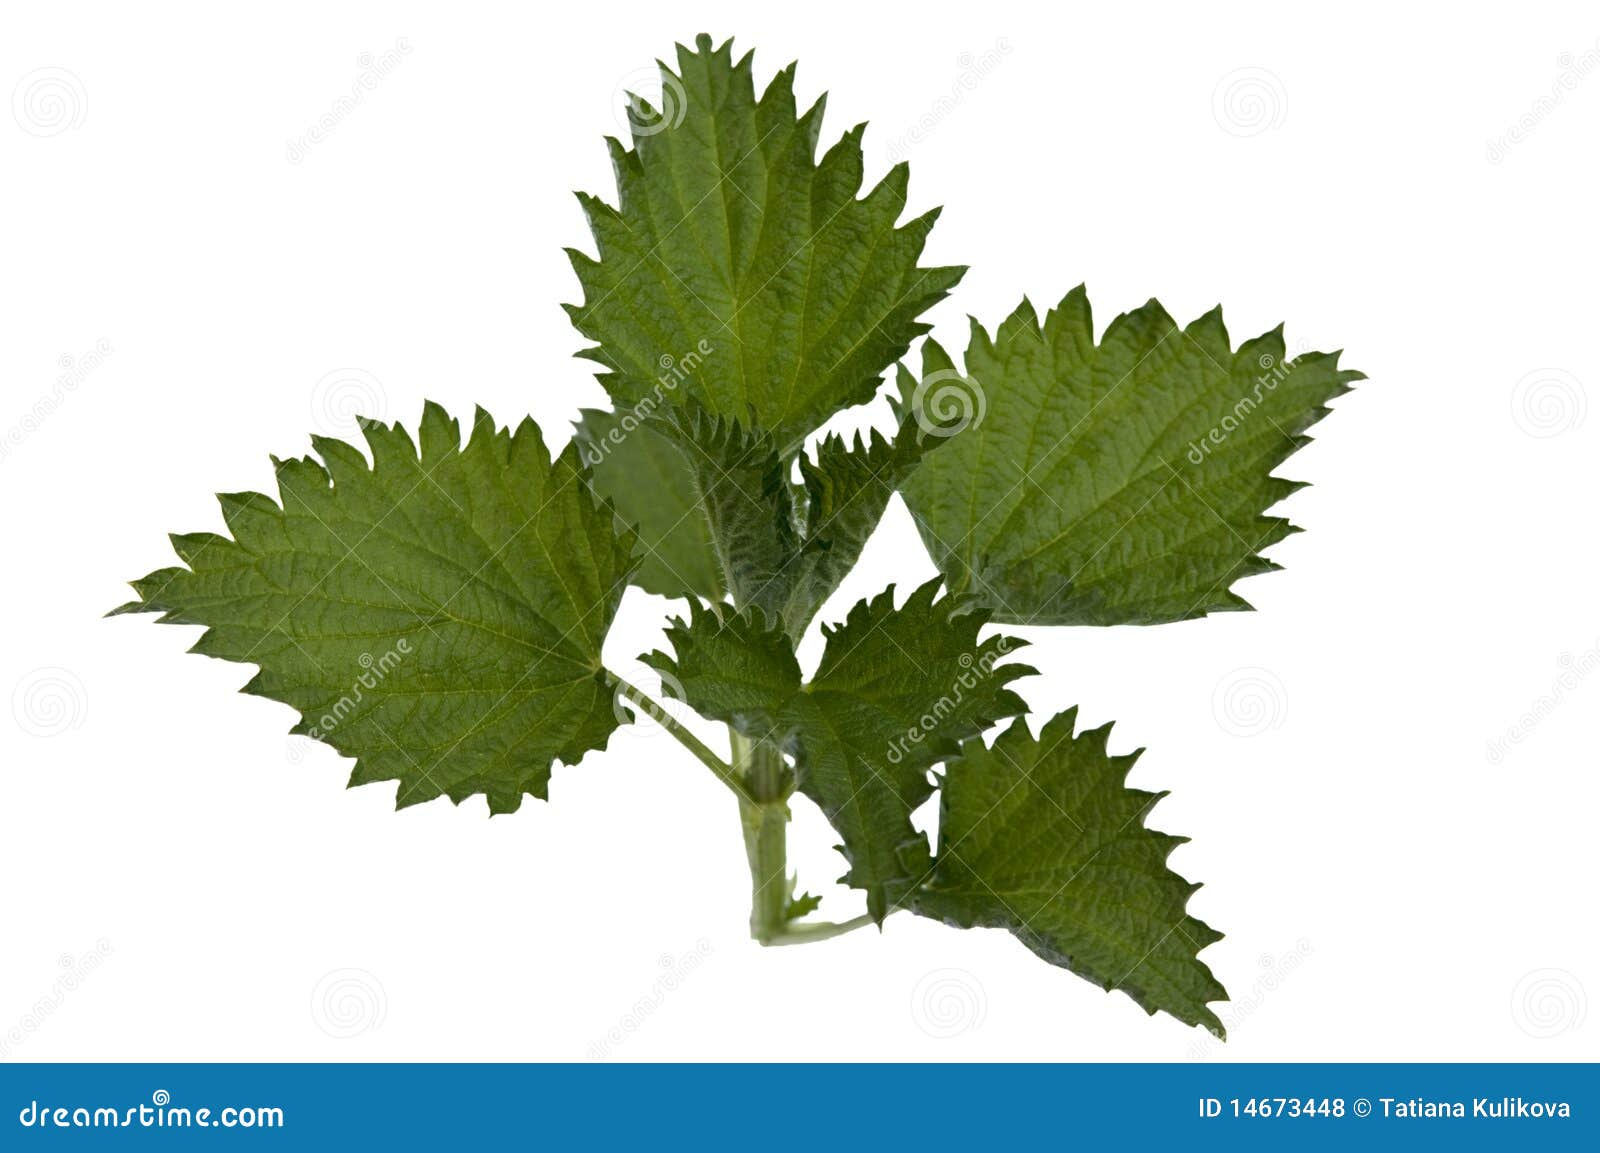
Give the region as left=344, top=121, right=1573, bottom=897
left=762, top=912, right=881, bottom=946
left=616, top=675, right=892, bottom=947
left=732, top=730, right=791, bottom=943
left=612, top=676, right=755, bottom=805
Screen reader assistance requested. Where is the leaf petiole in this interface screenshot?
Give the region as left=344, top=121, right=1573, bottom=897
left=610, top=675, right=756, bottom=805
left=762, top=911, right=890, bottom=946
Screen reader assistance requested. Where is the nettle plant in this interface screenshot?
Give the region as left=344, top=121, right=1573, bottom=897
left=116, top=35, right=1360, bottom=1036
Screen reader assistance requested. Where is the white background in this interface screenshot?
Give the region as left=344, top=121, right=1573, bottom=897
left=3, top=1, right=1597, bottom=1062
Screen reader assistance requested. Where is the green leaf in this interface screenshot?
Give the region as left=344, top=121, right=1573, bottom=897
left=645, top=406, right=801, bottom=612
left=914, top=711, right=1228, bottom=1034
left=897, top=287, right=1363, bottom=625
left=566, top=34, right=962, bottom=598
left=775, top=415, right=939, bottom=637
left=574, top=406, right=722, bottom=599
left=645, top=599, right=802, bottom=740
left=113, top=403, right=636, bottom=815
left=567, top=33, right=964, bottom=448
left=785, top=891, right=824, bottom=921
left=648, top=580, right=1034, bottom=921
left=589, top=393, right=937, bottom=637
left=791, top=581, right=1033, bottom=921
